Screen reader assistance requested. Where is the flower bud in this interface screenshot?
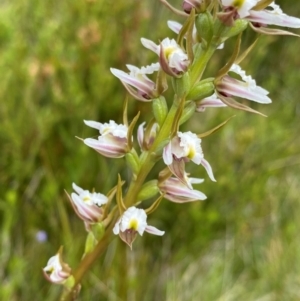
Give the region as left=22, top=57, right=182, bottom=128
left=195, top=12, right=214, bottom=44
left=221, top=18, right=249, bottom=39
left=137, top=121, right=159, bottom=151
left=137, top=180, right=160, bottom=201
left=152, top=96, right=168, bottom=126
left=43, top=247, right=72, bottom=285
left=172, top=72, right=191, bottom=98
left=182, top=0, right=202, bottom=14
left=179, top=101, right=196, bottom=125
left=125, top=151, right=140, bottom=175
left=186, top=80, right=215, bottom=101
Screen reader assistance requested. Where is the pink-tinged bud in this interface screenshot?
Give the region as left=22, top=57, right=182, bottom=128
left=113, top=207, right=164, bottom=249
left=159, top=175, right=206, bottom=203
left=196, top=92, right=227, bottom=112
left=110, top=63, right=160, bottom=101
left=216, top=64, right=271, bottom=104
left=137, top=122, right=159, bottom=151
left=83, top=120, right=129, bottom=158
left=182, top=0, right=201, bottom=14
left=43, top=247, right=72, bottom=285
left=141, top=37, right=189, bottom=77
left=69, top=183, right=108, bottom=224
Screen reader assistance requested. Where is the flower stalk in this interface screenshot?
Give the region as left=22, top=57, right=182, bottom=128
left=49, top=1, right=300, bottom=299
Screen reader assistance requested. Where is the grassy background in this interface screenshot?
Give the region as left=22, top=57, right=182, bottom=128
left=1, top=0, right=300, bottom=300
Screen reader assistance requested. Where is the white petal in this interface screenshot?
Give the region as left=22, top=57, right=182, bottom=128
left=141, top=38, right=159, bottom=54
left=248, top=9, right=300, bottom=28
left=201, top=158, right=216, bottom=182
left=145, top=225, right=165, bottom=236
left=163, top=142, right=173, bottom=165
left=167, top=20, right=182, bottom=34
left=84, top=120, right=102, bottom=131
left=72, top=182, right=84, bottom=194
left=113, top=220, right=121, bottom=235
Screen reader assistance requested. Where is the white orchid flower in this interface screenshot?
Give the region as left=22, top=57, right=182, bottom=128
left=113, top=207, right=164, bottom=248
left=110, top=63, right=160, bottom=101
left=141, top=37, right=189, bottom=76
left=163, top=131, right=216, bottom=186
left=159, top=175, right=206, bottom=203
left=69, top=183, right=107, bottom=224
left=83, top=120, right=129, bottom=158
left=43, top=247, right=72, bottom=285
left=217, top=64, right=271, bottom=104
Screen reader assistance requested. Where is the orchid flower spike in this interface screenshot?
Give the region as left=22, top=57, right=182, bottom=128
left=83, top=120, right=129, bottom=158
left=159, top=175, right=207, bottom=203
left=141, top=37, right=189, bottom=77
left=163, top=131, right=216, bottom=186
left=43, top=247, right=72, bottom=285
left=110, top=63, right=160, bottom=102
left=216, top=64, right=272, bottom=104
left=113, top=207, right=164, bottom=249
left=69, top=183, right=108, bottom=227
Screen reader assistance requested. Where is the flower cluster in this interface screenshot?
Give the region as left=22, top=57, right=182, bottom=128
left=44, top=1, right=300, bottom=297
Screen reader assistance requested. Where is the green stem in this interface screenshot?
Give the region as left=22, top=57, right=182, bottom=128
left=189, top=43, right=217, bottom=88
left=123, top=101, right=179, bottom=207
left=60, top=218, right=117, bottom=301
left=60, top=100, right=181, bottom=301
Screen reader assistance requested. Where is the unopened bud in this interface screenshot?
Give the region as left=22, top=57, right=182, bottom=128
left=172, top=72, right=191, bottom=98
left=125, top=151, right=140, bottom=176
left=179, top=101, right=196, bottom=125
left=137, top=180, right=159, bottom=201
left=182, top=0, right=202, bottom=14
left=152, top=96, right=168, bottom=126
left=222, top=19, right=248, bottom=39
left=187, top=80, right=215, bottom=101
left=196, top=12, right=214, bottom=44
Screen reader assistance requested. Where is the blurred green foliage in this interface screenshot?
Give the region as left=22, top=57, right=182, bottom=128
left=0, top=0, right=300, bottom=300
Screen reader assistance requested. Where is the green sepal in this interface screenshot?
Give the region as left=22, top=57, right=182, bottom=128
left=214, top=19, right=248, bottom=43
left=186, top=79, right=215, bottom=101
left=196, top=12, right=214, bottom=44
left=145, top=193, right=164, bottom=215
left=152, top=138, right=170, bottom=157
left=179, top=101, right=196, bottom=126
left=172, top=72, right=191, bottom=98
left=63, top=275, right=76, bottom=290
left=83, top=231, right=97, bottom=255
left=127, top=111, right=140, bottom=150
left=91, top=222, right=105, bottom=241
left=116, top=174, right=126, bottom=214
left=197, top=115, right=236, bottom=138
left=137, top=180, right=159, bottom=202
left=125, top=149, right=140, bottom=176
left=223, top=19, right=248, bottom=39
left=152, top=96, right=168, bottom=126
